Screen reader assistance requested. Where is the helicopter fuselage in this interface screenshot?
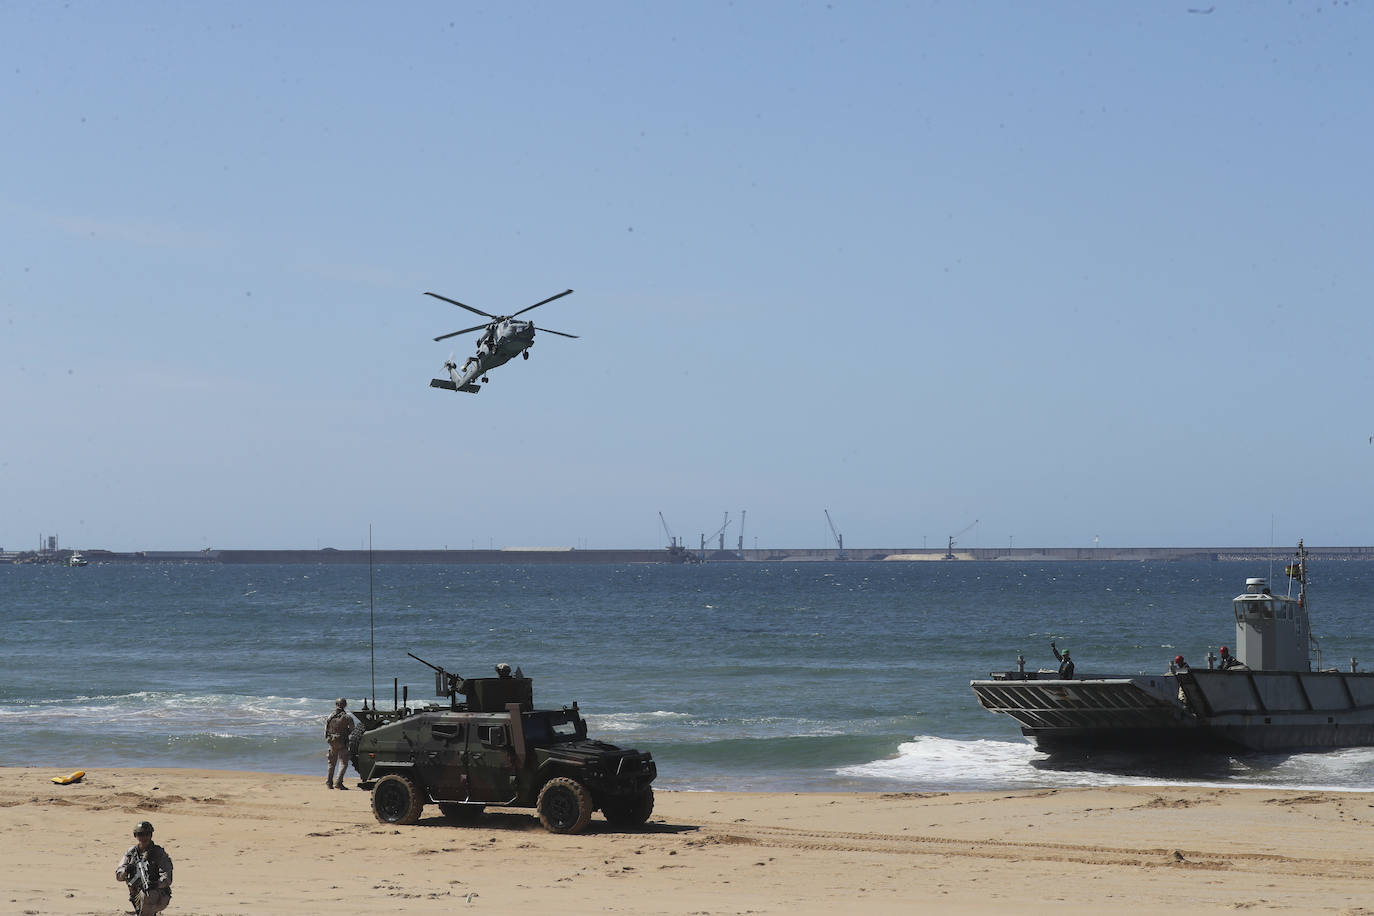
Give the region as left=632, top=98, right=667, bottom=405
left=440, top=320, right=536, bottom=391
left=469, top=319, right=535, bottom=372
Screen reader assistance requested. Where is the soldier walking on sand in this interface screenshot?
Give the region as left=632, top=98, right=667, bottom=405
left=326, top=697, right=356, bottom=789
left=115, top=820, right=173, bottom=915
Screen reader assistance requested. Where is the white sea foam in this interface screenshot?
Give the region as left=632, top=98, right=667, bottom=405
left=835, top=736, right=1122, bottom=790
left=588, top=710, right=692, bottom=732
left=0, top=692, right=324, bottom=736
left=837, top=736, right=1374, bottom=792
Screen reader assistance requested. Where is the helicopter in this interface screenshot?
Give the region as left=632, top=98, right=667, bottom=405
left=426, top=288, right=578, bottom=394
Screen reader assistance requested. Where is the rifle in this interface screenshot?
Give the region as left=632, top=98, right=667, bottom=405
left=126, top=854, right=153, bottom=914
left=130, top=855, right=152, bottom=891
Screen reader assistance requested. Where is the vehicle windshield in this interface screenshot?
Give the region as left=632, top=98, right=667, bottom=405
left=522, top=710, right=585, bottom=743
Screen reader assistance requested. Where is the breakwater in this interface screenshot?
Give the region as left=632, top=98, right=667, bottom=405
left=15, top=545, right=1374, bottom=564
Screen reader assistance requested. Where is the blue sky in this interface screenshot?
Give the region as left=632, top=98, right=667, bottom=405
left=3, top=2, right=1371, bottom=552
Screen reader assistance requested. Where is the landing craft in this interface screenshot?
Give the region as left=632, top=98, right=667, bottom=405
left=427, top=289, right=578, bottom=394
left=971, top=540, right=1374, bottom=754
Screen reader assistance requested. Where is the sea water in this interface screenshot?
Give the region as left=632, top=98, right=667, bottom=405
left=6, top=559, right=1374, bottom=792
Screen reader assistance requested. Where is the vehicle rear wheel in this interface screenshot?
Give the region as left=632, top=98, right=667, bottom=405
left=537, top=776, right=593, bottom=834
left=602, top=788, right=655, bottom=828
left=438, top=802, right=485, bottom=824
left=371, top=773, right=425, bottom=825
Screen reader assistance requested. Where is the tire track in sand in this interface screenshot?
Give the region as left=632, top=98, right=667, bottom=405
left=684, top=818, right=1374, bottom=879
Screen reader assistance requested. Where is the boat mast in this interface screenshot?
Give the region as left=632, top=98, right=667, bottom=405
left=1286, top=539, right=1317, bottom=669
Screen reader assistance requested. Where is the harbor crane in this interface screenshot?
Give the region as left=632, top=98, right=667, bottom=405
left=945, top=519, right=979, bottom=560
left=736, top=509, right=747, bottom=559
left=700, top=512, right=732, bottom=559
left=658, top=511, right=680, bottom=550
left=659, top=512, right=697, bottom=563
left=824, top=509, right=845, bottom=560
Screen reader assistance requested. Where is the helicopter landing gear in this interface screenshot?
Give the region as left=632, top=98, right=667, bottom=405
left=481, top=376, right=489, bottom=383
left=522, top=351, right=529, bottom=360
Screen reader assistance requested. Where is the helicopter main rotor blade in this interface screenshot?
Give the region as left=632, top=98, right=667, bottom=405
left=433, top=323, right=489, bottom=342
left=510, top=288, right=574, bottom=318
left=532, top=326, right=579, bottom=339
left=425, top=291, right=497, bottom=319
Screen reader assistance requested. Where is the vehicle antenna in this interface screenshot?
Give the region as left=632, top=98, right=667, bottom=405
left=369, top=524, right=376, bottom=707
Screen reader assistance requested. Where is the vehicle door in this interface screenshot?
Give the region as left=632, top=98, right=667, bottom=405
left=464, top=718, right=517, bottom=801
left=417, top=716, right=468, bottom=800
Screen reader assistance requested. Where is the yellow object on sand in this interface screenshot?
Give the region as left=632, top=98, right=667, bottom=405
left=50, top=770, right=85, bottom=785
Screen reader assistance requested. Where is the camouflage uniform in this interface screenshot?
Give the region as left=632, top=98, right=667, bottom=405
left=326, top=699, right=356, bottom=789
left=115, top=837, right=173, bottom=915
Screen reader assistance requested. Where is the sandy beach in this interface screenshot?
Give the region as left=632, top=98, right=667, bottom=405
left=6, top=767, right=1373, bottom=915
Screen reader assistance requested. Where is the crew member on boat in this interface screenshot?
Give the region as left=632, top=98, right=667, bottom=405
left=1051, top=641, right=1074, bottom=678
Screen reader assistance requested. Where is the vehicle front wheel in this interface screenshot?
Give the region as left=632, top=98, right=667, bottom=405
left=602, top=788, right=655, bottom=828
left=537, top=776, right=593, bottom=834
left=371, top=773, right=425, bottom=825
left=438, top=802, right=485, bottom=824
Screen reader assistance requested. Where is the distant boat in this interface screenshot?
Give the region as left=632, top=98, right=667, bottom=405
left=65, top=552, right=88, bottom=567
left=971, top=540, right=1374, bottom=753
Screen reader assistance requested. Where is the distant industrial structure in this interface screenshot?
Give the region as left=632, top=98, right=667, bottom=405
left=10, top=515, right=1374, bottom=566
left=1, top=533, right=80, bottom=565
left=824, top=510, right=844, bottom=560
left=8, top=544, right=1374, bottom=565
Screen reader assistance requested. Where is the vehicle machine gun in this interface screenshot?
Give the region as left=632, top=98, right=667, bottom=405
left=407, top=652, right=464, bottom=706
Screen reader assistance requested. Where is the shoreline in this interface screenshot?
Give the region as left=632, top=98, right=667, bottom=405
left=6, top=767, right=1372, bottom=914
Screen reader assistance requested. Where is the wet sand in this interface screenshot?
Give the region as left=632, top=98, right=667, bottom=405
left=5, top=767, right=1373, bottom=914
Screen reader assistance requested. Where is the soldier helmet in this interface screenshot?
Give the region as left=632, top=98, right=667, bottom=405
left=335, top=697, right=347, bottom=708
left=134, top=821, right=154, bottom=836
left=495, top=663, right=511, bottom=676
left=1061, top=649, right=1070, bottom=657
left=1175, top=655, right=1185, bottom=664
left=1220, top=645, right=1229, bottom=654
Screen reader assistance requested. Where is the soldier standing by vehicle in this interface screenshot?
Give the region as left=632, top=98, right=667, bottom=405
left=326, top=697, right=355, bottom=789
left=115, top=820, right=172, bottom=915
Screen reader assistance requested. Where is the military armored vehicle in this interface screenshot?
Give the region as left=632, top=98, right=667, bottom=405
left=351, top=656, right=656, bottom=834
